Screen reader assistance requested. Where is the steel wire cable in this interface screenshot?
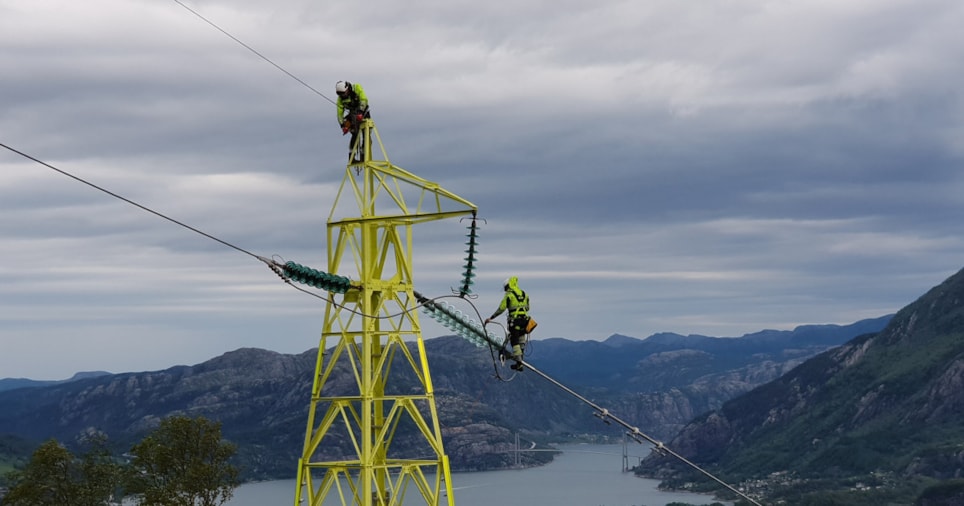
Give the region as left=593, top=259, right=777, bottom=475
left=0, top=145, right=473, bottom=326
left=0, top=141, right=377, bottom=320
left=519, top=360, right=764, bottom=506
left=2, top=142, right=761, bottom=506
left=10, top=6, right=768, bottom=500
left=0, top=141, right=262, bottom=261
left=173, top=0, right=336, bottom=106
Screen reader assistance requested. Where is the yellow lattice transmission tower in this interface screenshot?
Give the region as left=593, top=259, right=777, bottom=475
left=294, top=119, right=476, bottom=506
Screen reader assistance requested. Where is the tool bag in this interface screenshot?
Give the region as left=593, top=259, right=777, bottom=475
left=526, top=318, right=538, bottom=334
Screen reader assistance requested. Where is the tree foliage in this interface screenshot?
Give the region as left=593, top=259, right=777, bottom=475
left=76, top=435, right=124, bottom=506
left=1, top=416, right=239, bottom=506
left=2, top=440, right=75, bottom=506
left=127, top=415, right=240, bottom=506
left=1, top=436, right=121, bottom=506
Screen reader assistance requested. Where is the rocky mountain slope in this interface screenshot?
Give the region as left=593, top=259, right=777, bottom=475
left=638, top=267, right=964, bottom=502
left=0, top=317, right=888, bottom=480
left=0, top=371, right=111, bottom=393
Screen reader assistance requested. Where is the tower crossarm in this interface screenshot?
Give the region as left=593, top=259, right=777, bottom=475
left=328, top=120, right=477, bottom=225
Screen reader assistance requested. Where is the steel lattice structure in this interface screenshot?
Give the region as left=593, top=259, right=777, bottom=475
left=295, top=120, right=476, bottom=506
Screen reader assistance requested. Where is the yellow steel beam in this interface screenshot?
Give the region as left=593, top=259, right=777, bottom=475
left=297, top=120, right=468, bottom=506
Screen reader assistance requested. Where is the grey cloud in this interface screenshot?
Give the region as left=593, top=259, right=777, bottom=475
left=2, top=0, right=964, bottom=378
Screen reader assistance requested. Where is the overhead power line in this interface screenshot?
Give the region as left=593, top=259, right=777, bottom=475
left=523, top=360, right=764, bottom=506
left=0, top=141, right=263, bottom=262
left=0, top=141, right=457, bottom=321
left=418, top=291, right=764, bottom=505
left=172, top=0, right=336, bottom=106
left=9, top=4, right=767, bottom=501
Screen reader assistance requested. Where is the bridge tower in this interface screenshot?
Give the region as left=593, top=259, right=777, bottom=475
left=295, top=119, right=476, bottom=506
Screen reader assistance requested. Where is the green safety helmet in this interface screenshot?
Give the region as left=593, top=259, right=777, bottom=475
left=503, top=276, right=518, bottom=292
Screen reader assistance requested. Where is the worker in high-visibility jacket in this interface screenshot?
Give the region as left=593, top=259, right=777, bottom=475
left=335, top=80, right=370, bottom=163
left=485, top=276, right=533, bottom=371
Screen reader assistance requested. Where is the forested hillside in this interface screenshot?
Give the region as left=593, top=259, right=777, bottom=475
left=638, top=267, right=964, bottom=504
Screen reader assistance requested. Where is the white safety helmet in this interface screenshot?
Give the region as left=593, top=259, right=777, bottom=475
left=335, top=81, right=349, bottom=96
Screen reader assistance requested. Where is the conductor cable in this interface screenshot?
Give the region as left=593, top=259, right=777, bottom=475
left=172, top=0, right=336, bottom=105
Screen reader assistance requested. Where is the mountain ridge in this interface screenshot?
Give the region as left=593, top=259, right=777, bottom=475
left=3, top=318, right=890, bottom=387
left=0, top=317, right=890, bottom=480
left=0, top=371, right=112, bottom=393
left=636, top=267, right=964, bottom=502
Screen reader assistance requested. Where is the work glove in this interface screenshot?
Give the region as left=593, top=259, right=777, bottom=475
left=341, top=121, right=350, bottom=135
left=355, top=113, right=364, bottom=122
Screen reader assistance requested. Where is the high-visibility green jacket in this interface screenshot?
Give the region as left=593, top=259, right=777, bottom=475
left=336, top=83, right=369, bottom=123
left=489, top=276, right=530, bottom=321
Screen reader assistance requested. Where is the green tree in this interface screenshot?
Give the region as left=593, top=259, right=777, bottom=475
left=2, top=439, right=75, bottom=506
left=127, top=415, right=240, bottom=506
left=2, top=437, right=121, bottom=506
left=74, top=434, right=124, bottom=505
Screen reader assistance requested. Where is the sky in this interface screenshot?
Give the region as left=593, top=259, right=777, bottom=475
left=2, top=0, right=963, bottom=380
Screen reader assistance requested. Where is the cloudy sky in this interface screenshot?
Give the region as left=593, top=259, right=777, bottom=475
left=2, top=0, right=963, bottom=380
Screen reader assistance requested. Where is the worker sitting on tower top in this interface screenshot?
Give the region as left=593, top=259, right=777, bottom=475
left=335, top=80, right=370, bottom=163
left=485, top=276, right=534, bottom=371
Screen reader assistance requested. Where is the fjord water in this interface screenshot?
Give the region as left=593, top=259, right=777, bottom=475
left=227, top=444, right=729, bottom=506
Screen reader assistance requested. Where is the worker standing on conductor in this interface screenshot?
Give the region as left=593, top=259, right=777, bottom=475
left=485, top=276, right=533, bottom=371
left=335, top=80, right=370, bottom=163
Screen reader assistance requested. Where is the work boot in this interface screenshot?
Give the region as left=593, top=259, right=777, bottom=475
left=510, top=362, right=524, bottom=371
